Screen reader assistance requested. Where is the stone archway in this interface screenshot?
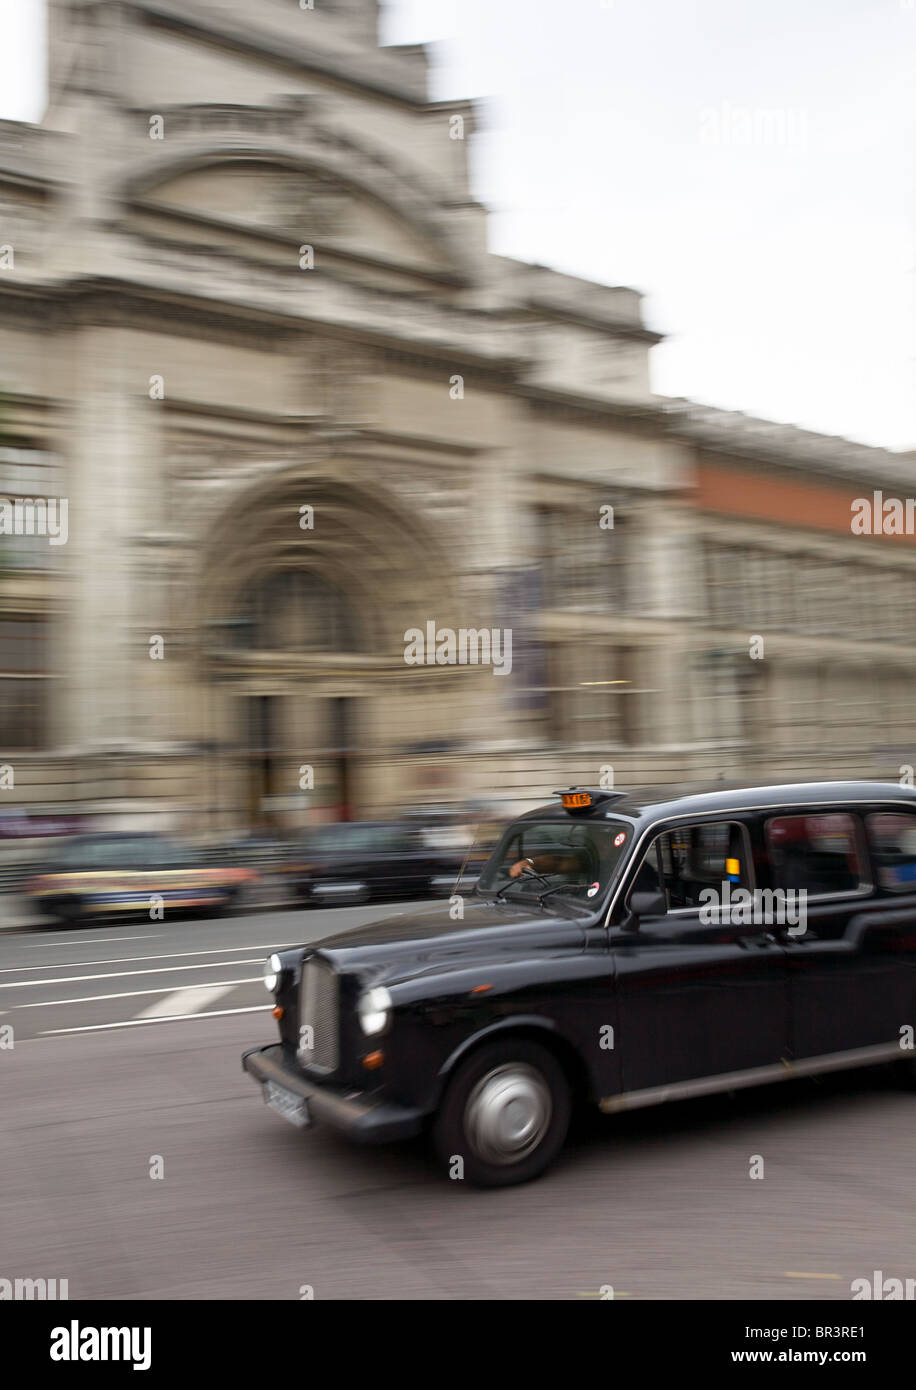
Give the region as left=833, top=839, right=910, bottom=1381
left=194, top=462, right=464, bottom=825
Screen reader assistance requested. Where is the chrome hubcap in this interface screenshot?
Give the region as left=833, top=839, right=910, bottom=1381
left=464, top=1064, right=552, bottom=1165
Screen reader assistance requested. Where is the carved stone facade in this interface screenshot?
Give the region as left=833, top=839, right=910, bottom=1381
left=1, top=0, right=914, bottom=832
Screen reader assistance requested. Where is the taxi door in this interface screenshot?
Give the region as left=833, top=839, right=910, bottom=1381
left=765, top=809, right=916, bottom=1061
left=609, top=819, right=790, bottom=1095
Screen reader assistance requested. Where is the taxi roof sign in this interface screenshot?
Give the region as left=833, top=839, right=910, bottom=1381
left=562, top=791, right=592, bottom=808
left=554, top=788, right=628, bottom=815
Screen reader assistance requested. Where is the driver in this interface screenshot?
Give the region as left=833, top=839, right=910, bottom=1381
left=508, top=838, right=597, bottom=881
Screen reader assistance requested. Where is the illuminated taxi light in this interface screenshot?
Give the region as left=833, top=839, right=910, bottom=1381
left=362, top=1051, right=384, bottom=1070
left=272, top=1006, right=284, bottom=1020
left=470, top=984, right=493, bottom=994
left=561, top=792, right=592, bottom=809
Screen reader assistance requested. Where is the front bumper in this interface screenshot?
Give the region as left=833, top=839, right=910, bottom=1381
left=241, top=1044, right=425, bottom=1144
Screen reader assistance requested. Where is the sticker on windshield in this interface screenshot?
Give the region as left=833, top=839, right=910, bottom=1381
left=587, top=881, right=600, bottom=897
left=613, top=831, right=626, bottom=847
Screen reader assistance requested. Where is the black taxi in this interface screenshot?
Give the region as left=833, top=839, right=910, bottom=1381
left=279, top=819, right=478, bottom=906
left=242, top=781, right=916, bottom=1186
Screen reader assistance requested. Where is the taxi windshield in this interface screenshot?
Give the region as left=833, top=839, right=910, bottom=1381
left=477, top=818, right=632, bottom=905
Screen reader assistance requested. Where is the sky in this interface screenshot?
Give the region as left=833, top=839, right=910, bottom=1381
left=1, top=0, right=914, bottom=450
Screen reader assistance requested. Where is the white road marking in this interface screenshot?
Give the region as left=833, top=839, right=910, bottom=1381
left=21, top=936, right=159, bottom=948
left=16, top=979, right=262, bottom=1008
left=0, top=959, right=269, bottom=989
left=138, top=985, right=235, bottom=1018
left=0, top=943, right=295, bottom=975
left=40, top=1004, right=271, bottom=1034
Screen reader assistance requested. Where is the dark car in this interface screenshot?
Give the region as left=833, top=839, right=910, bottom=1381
left=27, top=831, right=258, bottom=926
left=284, top=820, right=472, bottom=906
left=243, top=781, right=916, bottom=1186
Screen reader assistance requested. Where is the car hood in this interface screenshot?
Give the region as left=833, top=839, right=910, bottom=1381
left=308, top=896, right=588, bottom=984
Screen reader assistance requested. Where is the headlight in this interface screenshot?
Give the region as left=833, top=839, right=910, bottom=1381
left=358, top=986, right=392, bottom=1036
left=263, top=953, right=282, bottom=994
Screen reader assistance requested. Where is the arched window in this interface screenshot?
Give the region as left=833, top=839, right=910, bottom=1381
left=235, top=572, right=360, bottom=653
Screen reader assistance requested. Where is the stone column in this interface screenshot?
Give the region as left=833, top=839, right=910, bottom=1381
left=57, top=324, right=157, bottom=750
left=635, top=501, right=696, bottom=748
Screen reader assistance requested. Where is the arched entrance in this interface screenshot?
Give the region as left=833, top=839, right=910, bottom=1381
left=195, top=462, right=463, bottom=828
left=233, top=571, right=363, bottom=823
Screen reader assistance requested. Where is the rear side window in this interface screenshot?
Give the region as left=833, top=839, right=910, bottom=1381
left=765, top=813, right=865, bottom=896
left=866, top=813, right=916, bottom=892
left=639, top=820, right=752, bottom=910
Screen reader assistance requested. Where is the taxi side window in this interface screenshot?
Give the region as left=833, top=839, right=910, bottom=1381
left=765, top=813, right=864, bottom=897
left=631, top=821, right=751, bottom=911
left=866, top=813, right=916, bottom=893
left=657, top=821, right=751, bottom=910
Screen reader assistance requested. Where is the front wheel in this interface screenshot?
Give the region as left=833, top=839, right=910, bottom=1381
left=51, top=896, right=88, bottom=928
left=432, top=1038, right=571, bottom=1187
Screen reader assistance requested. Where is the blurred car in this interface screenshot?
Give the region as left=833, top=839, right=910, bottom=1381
left=401, top=804, right=507, bottom=870
left=27, top=831, right=258, bottom=926
left=283, top=820, right=473, bottom=906
left=215, top=832, right=292, bottom=879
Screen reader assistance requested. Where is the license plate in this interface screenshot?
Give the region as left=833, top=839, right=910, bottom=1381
left=263, top=1080, right=311, bottom=1129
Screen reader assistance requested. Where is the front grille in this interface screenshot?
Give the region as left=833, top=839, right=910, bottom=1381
left=298, top=955, right=339, bottom=1073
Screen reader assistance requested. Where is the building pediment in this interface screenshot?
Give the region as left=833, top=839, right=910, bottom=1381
left=119, top=101, right=468, bottom=279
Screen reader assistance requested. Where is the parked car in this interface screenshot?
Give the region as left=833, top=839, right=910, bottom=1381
left=27, top=831, right=258, bottom=925
left=283, top=820, right=473, bottom=906
left=243, top=781, right=916, bottom=1186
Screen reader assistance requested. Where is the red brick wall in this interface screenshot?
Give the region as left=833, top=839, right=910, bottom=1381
left=691, top=455, right=916, bottom=546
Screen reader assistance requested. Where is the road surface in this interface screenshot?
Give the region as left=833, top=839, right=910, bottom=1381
left=1, top=905, right=912, bottom=1299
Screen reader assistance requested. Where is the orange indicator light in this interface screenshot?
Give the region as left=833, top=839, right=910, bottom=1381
left=562, top=791, right=591, bottom=808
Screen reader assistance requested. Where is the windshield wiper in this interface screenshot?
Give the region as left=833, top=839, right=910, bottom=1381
left=495, top=869, right=553, bottom=900
left=536, top=881, right=590, bottom=904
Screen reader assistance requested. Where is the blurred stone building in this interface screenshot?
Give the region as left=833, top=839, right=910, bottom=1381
left=1, top=0, right=915, bottom=832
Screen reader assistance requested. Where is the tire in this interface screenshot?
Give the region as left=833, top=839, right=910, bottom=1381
left=432, top=1038, right=571, bottom=1188
left=54, top=897, right=87, bottom=928
left=213, top=888, right=238, bottom=918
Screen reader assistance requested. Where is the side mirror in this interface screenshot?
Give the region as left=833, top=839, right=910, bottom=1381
left=628, top=890, right=667, bottom=922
